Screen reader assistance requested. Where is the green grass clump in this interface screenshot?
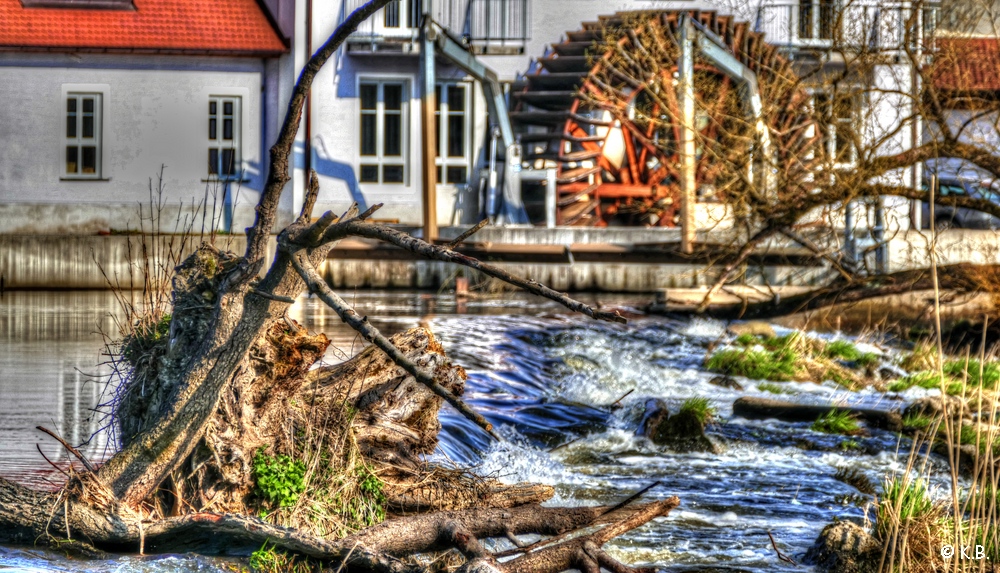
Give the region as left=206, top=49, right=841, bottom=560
left=679, top=397, right=716, bottom=424
left=968, top=485, right=1000, bottom=560
left=249, top=542, right=316, bottom=573
left=757, top=382, right=792, bottom=395
left=734, top=333, right=760, bottom=346
left=706, top=347, right=800, bottom=381
left=823, top=340, right=880, bottom=367
left=253, top=450, right=306, bottom=508
left=839, top=439, right=862, bottom=451
left=943, top=359, right=1000, bottom=389
left=824, top=340, right=862, bottom=361
left=902, top=414, right=933, bottom=432
left=340, top=466, right=387, bottom=527
left=812, top=409, right=862, bottom=435
left=888, top=371, right=949, bottom=392
left=876, top=476, right=937, bottom=541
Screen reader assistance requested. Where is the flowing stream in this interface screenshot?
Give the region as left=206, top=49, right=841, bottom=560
left=0, top=290, right=944, bottom=572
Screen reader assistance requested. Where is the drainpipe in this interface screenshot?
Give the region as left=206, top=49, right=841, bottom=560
left=304, top=0, right=313, bottom=202
left=420, top=0, right=439, bottom=241
left=679, top=14, right=696, bottom=254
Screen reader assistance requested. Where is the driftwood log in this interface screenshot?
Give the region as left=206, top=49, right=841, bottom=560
left=733, top=397, right=903, bottom=431
left=0, top=3, right=664, bottom=573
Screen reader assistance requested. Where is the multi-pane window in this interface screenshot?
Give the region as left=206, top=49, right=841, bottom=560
left=815, top=90, right=860, bottom=165
left=65, top=93, right=102, bottom=178
left=208, top=96, right=241, bottom=178
left=435, top=83, right=470, bottom=185
left=798, top=0, right=835, bottom=41
left=382, top=0, right=421, bottom=29
left=360, top=81, right=407, bottom=185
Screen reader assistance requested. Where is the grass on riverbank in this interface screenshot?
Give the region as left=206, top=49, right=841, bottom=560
left=812, top=410, right=863, bottom=435
left=707, top=333, right=876, bottom=389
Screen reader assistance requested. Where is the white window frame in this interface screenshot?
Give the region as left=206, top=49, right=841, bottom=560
left=373, top=0, right=420, bottom=38
left=358, top=79, right=410, bottom=186
left=64, top=92, right=103, bottom=180
left=207, top=95, right=243, bottom=181
left=435, top=81, right=472, bottom=187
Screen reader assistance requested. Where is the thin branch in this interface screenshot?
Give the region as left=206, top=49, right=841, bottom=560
left=243, top=0, right=396, bottom=273
left=290, top=252, right=501, bottom=439
left=37, top=426, right=96, bottom=473
left=297, top=170, right=321, bottom=224
left=446, top=218, right=490, bottom=250
left=331, top=221, right=626, bottom=324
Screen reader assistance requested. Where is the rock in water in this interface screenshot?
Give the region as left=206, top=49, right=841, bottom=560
left=804, top=521, right=877, bottom=573
left=638, top=399, right=718, bottom=453
left=727, top=321, right=776, bottom=339
left=708, top=375, right=744, bottom=391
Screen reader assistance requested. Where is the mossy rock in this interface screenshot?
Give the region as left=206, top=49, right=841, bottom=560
left=640, top=399, right=718, bottom=454
left=804, top=521, right=878, bottom=573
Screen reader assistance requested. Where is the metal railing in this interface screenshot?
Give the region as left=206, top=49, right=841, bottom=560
left=345, top=0, right=528, bottom=51
left=754, top=2, right=936, bottom=52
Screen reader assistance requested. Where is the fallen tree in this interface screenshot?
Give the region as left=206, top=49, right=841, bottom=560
left=703, top=262, right=1000, bottom=320
left=0, top=3, right=673, bottom=572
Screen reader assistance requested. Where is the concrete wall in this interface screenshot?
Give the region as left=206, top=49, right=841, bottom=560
left=0, top=52, right=283, bottom=234
left=0, top=235, right=276, bottom=290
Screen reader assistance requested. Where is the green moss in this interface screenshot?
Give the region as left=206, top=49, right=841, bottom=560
left=812, top=409, right=862, bottom=435
left=679, top=397, right=716, bottom=425
left=734, top=333, right=760, bottom=346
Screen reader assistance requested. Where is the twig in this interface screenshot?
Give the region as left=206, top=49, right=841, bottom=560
left=334, top=221, right=626, bottom=324
left=767, top=530, right=797, bottom=565
left=36, top=444, right=70, bottom=479
left=493, top=481, right=663, bottom=559
left=36, top=426, right=96, bottom=473
left=446, top=218, right=489, bottom=249
left=606, top=388, right=634, bottom=408
left=291, top=252, right=500, bottom=440
left=248, top=288, right=297, bottom=304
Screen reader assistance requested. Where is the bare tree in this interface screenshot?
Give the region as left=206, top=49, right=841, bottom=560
left=573, top=3, right=1000, bottom=317
left=0, top=3, right=682, bottom=572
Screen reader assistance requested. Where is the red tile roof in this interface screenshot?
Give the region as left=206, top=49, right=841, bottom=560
left=932, top=37, right=1000, bottom=93
left=0, top=0, right=287, bottom=55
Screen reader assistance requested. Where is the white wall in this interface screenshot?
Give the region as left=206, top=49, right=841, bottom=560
left=0, top=53, right=277, bottom=234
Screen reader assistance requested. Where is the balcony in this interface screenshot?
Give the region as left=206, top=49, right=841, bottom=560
left=754, top=1, right=938, bottom=53
left=345, top=0, right=529, bottom=54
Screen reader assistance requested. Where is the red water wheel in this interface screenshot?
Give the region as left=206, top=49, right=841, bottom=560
left=511, top=11, right=819, bottom=227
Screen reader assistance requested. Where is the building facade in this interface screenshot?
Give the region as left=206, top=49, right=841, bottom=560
left=0, top=0, right=944, bottom=234
left=0, top=0, right=289, bottom=234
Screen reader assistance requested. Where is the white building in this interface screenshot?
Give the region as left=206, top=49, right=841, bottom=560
left=0, top=0, right=941, bottom=234
left=0, top=0, right=289, bottom=234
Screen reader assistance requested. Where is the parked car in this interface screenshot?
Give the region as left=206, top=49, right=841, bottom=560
left=921, top=177, right=1000, bottom=230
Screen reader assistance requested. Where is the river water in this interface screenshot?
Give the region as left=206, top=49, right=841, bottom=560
left=0, top=290, right=939, bottom=572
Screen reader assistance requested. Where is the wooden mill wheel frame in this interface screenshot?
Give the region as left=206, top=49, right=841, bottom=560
left=511, top=10, right=820, bottom=227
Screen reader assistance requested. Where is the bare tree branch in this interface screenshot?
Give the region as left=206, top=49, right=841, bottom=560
left=290, top=251, right=501, bottom=439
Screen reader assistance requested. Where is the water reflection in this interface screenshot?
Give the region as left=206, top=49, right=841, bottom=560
left=0, top=291, right=119, bottom=486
